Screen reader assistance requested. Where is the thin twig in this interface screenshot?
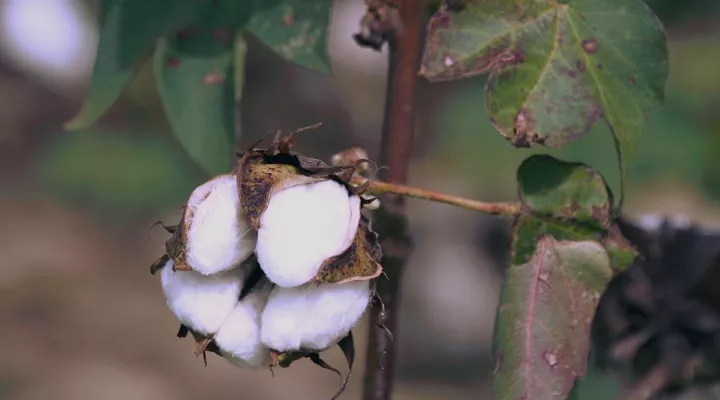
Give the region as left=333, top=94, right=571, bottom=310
left=362, top=1, right=425, bottom=399
left=354, top=177, right=521, bottom=216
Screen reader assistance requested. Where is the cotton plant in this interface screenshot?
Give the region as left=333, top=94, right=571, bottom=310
left=149, top=132, right=385, bottom=399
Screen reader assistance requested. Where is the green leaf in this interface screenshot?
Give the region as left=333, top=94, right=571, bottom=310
left=153, top=31, right=238, bottom=176
left=518, top=154, right=612, bottom=230
left=65, top=0, right=201, bottom=130
left=493, top=155, right=636, bottom=400
left=494, top=236, right=613, bottom=400
left=245, top=0, right=333, bottom=73
left=421, top=0, right=669, bottom=200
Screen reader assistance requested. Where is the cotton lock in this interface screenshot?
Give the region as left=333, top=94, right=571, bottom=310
left=184, top=174, right=257, bottom=275
left=214, top=278, right=273, bottom=368
left=256, top=180, right=362, bottom=287
left=160, top=259, right=248, bottom=336
left=260, top=280, right=372, bottom=352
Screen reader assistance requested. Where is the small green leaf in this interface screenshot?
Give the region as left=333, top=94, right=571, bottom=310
left=153, top=32, right=237, bottom=176
left=245, top=0, right=333, bottom=74
left=421, top=0, right=669, bottom=200
left=494, top=236, right=613, bottom=400
left=518, top=154, right=612, bottom=229
left=493, top=155, right=637, bottom=400
left=65, top=0, right=200, bottom=130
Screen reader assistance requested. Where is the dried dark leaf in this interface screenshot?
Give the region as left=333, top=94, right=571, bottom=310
left=149, top=253, right=170, bottom=275
left=591, top=216, right=720, bottom=396
left=269, top=332, right=356, bottom=400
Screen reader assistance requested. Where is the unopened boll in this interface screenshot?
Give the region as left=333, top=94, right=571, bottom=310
left=185, top=174, right=256, bottom=275
left=160, top=259, right=247, bottom=336
left=214, top=279, right=273, bottom=368
left=260, top=280, right=371, bottom=351
left=256, top=180, right=362, bottom=287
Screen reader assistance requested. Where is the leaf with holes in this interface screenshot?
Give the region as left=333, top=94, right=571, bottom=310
left=153, top=29, right=239, bottom=176
left=421, top=0, right=669, bottom=199
left=65, top=0, right=201, bottom=130
left=245, top=0, right=333, bottom=73
left=492, top=155, right=636, bottom=400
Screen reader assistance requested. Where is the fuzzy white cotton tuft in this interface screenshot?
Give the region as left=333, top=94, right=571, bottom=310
left=256, top=180, right=361, bottom=287
left=215, top=279, right=273, bottom=368
left=260, top=280, right=371, bottom=351
left=160, top=259, right=247, bottom=335
left=185, top=174, right=257, bottom=275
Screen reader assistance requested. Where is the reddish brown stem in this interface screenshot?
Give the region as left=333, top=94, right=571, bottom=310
left=362, top=1, right=426, bottom=400
left=354, top=177, right=521, bottom=215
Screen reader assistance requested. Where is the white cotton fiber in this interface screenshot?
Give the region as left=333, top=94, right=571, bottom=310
left=185, top=174, right=257, bottom=275
left=160, top=259, right=247, bottom=336
left=260, top=280, right=371, bottom=351
left=215, top=279, right=273, bottom=368
left=256, top=180, right=361, bottom=287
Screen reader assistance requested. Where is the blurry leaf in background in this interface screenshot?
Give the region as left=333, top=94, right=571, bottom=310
left=37, top=130, right=203, bottom=214
left=644, top=0, right=720, bottom=27
left=245, top=0, right=333, bottom=74
left=667, top=33, right=720, bottom=113
left=65, top=0, right=202, bottom=130
left=153, top=30, right=236, bottom=176
left=494, top=156, right=619, bottom=400
left=433, top=76, right=711, bottom=202
left=421, top=0, right=669, bottom=200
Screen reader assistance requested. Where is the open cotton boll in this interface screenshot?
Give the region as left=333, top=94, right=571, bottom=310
left=260, top=280, right=371, bottom=351
left=160, top=259, right=247, bottom=336
left=185, top=174, right=257, bottom=275
left=215, top=279, right=273, bottom=368
left=256, top=180, right=361, bottom=287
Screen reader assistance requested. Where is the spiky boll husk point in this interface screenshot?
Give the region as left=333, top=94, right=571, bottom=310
left=591, top=215, right=720, bottom=394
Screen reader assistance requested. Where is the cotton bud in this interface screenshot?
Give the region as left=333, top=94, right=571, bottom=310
left=260, top=280, right=371, bottom=352
left=160, top=258, right=248, bottom=336
left=164, top=174, right=257, bottom=275
left=214, top=278, right=273, bottom=368
left=256, top=180, right=362, bottom=287
left=331, top=147, right=370, bottom=173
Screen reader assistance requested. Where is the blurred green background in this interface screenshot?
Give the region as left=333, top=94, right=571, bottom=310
left=1, top=0, right=720, bottom=399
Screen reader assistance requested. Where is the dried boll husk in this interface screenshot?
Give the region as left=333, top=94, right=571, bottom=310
left=160, top=258, right=250, bottom=336
left=260, top=280, right=371, bottom=352
left=165, top=173, right=257, bottom=275
left=214, top=277, right=273, bottom=368
left=236, top=146, right=383, bottom=287
left=591, top=215, right=720, bottom=395
left=269, top=332, right=356, bottom=400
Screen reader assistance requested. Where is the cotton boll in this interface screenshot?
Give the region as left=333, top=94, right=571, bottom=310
left=185, top=174, right=257, bottom=275
left=215, top=279, right=273, bottom=368
left=256, top=180, right=361, bottom=287
left=160, top=259, right=247, bottom=335
left=260, top=280, right=371, bottom=351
